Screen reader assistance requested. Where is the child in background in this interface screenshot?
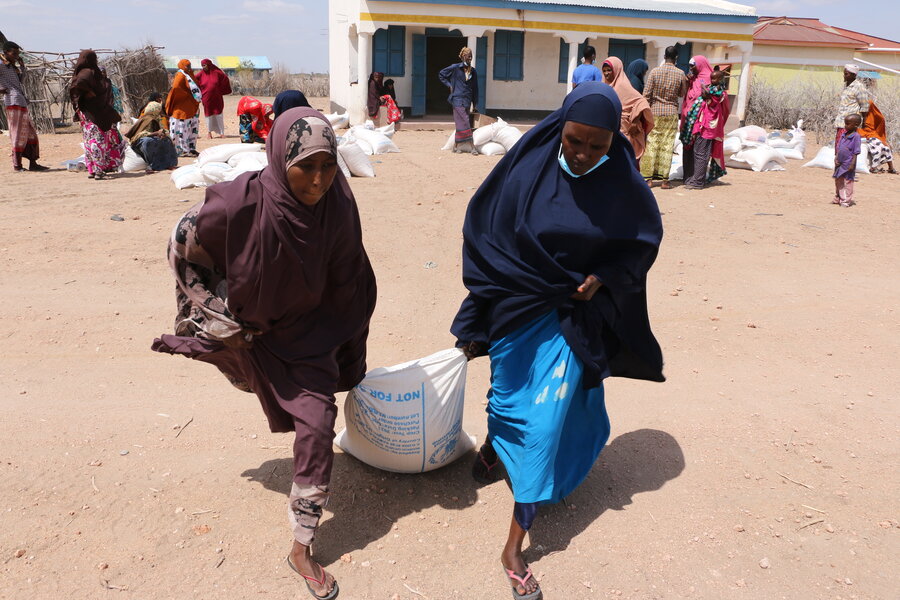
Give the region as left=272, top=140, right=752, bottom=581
left=833, top=114, right=861, bottom=207
left=681, top=68, right=729, bottom=189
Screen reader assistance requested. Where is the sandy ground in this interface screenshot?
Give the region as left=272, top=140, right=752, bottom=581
left=1, top=95, right=899, bottom=600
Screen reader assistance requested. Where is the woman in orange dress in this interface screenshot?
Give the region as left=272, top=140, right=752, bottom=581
left=165, top=59, right=202, bottom=157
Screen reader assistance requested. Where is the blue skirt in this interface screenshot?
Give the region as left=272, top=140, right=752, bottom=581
left=487, top=311, right=610, bottom=504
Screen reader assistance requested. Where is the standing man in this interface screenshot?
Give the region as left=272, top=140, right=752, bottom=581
left=439, top=47, right=479, bottom=154
left=571, top=45, right=601, bottom=89
left=834, top=64, right=869, bottom=148
left=640, top=46, right=687, bottom=188
left=0, top=41, right=48, bottom=172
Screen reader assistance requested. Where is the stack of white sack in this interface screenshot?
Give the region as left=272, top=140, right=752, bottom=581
left=724, top=124, right=788, bottom=172
left=765, top=120, right=807, bottom=160
left=348, top=125, right=400, bottom=155
left=802, top=143, right=870, bottom=174
left=441, top=117, right=524, bottom=155
left=171, top=143, right=267, bottom=189
left=325, top=112, right=349, bottom=129
left=335, top=348, right=476, bottom=474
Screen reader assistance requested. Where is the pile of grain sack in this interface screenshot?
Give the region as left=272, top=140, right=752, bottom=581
left=440, top=117, right=525, bottom=155
left=167, top=114, right=397, bottom=189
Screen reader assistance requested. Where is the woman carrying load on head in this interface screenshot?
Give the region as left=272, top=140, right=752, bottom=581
left=124, top=100, right=178, bottom=173
left=165, top=59, right=202, bottom=156
left=237, top=95, right=273, bottom=143
left=439, top=47, right=479, bottom=154
left=452, top=81, right=664, bottom=600
left=152, top=106, right=377, bottom=600
left=601, top=56, right=654, bottom=162
left=196, top=58, right=232, bottom=139
left=69, top=49, right=126, bottom=180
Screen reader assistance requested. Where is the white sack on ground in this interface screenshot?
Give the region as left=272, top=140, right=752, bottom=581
left=338, top=139, right=375, bottom=177
left=723, top=136, right=742, bottom=155
left=200, top=162, right=232, bottom=184
left=729, top=146, right=787, bottom=172
left=335, top=348, right=476, bottom=473
left=495, top=125, right=524, bottom=151
left=350, top=126, right=399, bottom=155
left=478, top=141, right=506, bottom=156
left=171, top=164, right=212, bottom=189
left=440, top=132, right=455, bottom=151
left=325, top=112, right=349, bottom=129
left=375, top=123, right=395, bottom=138
left=802, top=144, right=870, bottom=174
left=121, top=145, right=148, bottom=172
left=726, top=125, right=768, bottom=144
left=336, top=147, right=352, bottom=179
left=198, top=143, right=263, bottom=166
left=668, top=153, right=683, bottom=180
left=227, top=151, right=268, bottom=169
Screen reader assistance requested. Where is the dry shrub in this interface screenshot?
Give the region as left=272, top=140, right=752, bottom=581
left=745, top=75, right=840, bottom=143
left=747, top=74, right=900, bottom=149
left=102, top=46, right=168, bottom=119
left=231, top=62, right=328, bottom=98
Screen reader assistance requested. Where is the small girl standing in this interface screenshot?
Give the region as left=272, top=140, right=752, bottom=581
left=833, top=114, right=862, bottom=207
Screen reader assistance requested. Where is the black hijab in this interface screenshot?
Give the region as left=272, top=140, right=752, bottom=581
left=450, top=82, right=664, bottom=386
left=272, top=90, right=311, bottom=118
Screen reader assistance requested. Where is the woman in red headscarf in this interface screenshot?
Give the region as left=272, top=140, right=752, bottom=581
left=237, top=95, right=273, bottom=143
left=196, top=58, right=232, bottom=139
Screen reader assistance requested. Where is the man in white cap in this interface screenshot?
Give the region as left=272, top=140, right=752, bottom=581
left=834, top=64, right=869, bottom=147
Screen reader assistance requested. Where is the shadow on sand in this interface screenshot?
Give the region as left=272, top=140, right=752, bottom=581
left=241, top=428, right=683, bottom=566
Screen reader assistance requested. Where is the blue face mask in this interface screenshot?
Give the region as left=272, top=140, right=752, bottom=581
left=558, top=144, right=609, bottom=178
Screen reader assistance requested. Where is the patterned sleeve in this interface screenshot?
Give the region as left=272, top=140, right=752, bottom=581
left=168, top=202, right=244, bottom=340
left=858, top=86, right=870, bottom=114
left=642, top=69, right=654, bottom=100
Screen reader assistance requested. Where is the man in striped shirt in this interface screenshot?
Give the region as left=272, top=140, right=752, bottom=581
left=0, top=41, right=47, bottom=172
left=640, top=46, right=687, bottom=188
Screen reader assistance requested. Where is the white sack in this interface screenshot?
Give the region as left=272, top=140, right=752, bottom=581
left=441, top=132, right=455, bottom=151
left=473, top=120, right=505, bottom=147
left=730, top=145, right=787, bottom=172
left=723, top=136, right=743, bottom=155
left=478, top=141, right=506, bottom=156
left=375, top=123, right=395, bottom=138
left=802, top=144, right=869, bottom=174
left=336, top=147, right=352, bottom=179
left=200, top=162, right=233, bottom=184
left=228, top=151, right=268, bottom=169
left=351, top=126, right=400, bottom=155
left=726, top=125, right=768, bottom=144
left=338, top=140, right=375, bottom=177
left=121, top=145, right=148, bottom=172
left=335, top=348, right=475, bottom=473
left=198, top=143, right=263, bottom=166
left=171, top=164, right=211, bottom=189
left=668, top=153, right=683, bottom=180
left=325, top=112, right=349, bottom=129
left=494, top=125, right=524, bottom=151
left=774, top=147, right=805, bottom=160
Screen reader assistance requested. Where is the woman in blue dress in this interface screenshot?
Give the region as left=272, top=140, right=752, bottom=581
left=451, top=82, right=665, bottom=600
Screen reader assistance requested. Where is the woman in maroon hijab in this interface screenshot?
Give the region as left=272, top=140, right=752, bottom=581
left=195, top=58, right=232, bottom=138
left=153, top=107, right=376, bottom=600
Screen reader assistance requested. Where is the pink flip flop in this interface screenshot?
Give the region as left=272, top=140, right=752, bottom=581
left=287, top=555, right=339, bottom=600
left=503, top=565, right=543, bottom=600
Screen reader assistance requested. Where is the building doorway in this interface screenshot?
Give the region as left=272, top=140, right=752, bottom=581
left=426, top=36, right=466, bottom=114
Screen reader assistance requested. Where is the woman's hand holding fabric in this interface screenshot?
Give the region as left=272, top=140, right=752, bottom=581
left=571, top=275, right=603, bottom=301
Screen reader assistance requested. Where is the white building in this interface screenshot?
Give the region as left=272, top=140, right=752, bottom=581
left=329, top=0, right=757, bottom=125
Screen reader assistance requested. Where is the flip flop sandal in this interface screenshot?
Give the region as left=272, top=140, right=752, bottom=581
left=503, top=565, right=543, bottom=600
left=472, top=445, right=500, bottom=484
left=286, top=555, right=339, bottom=600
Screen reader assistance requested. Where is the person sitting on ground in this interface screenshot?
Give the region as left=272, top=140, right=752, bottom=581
left=237, top=96, right=273, bottom=143
left=571, top=45, right=601, bottom=89
left=640, top=45, right=687, bottom=188
left=858, top=74, right=896, bottom=174
left=452, top=81, right=664, bottom=600
left=833, top=113, right=862, bottom=207
left=601, top=56, right=654, bottom=163
left=0, top=40, right=49, bottom=171
left=124, top=100, right=178, bottom=173
left=141, top=92, right=169, bottom=129
left=681, top=69, right=730, bottom=190
left=273, top=90, right=311, bottom=119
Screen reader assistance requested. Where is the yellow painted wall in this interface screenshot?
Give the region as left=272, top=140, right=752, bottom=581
left=752, top=63, right=898, bottom=85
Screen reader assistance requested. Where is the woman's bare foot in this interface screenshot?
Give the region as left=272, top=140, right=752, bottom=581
left=289, top=541, right=336, bottom=598
left=207, top=132, right=213, bottom=139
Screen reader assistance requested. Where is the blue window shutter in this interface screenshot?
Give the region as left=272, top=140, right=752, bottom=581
left=476, top=36, right=487, bottom=113
left=411, top=34, right=426, bottom=116
left=493, top=30, right=508, bottom=81
left=558, top=38, right=569, bottom=83
left=388, top=26, right=405, bottom=77
left=372, top=29, right=388, bottom=74
left=509, top=32, right=524, bottom=81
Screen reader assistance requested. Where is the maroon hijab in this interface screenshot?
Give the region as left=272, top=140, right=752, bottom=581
left=69, top=50, right=120, bottom=130
left=196, top=58, right=232, bottom=115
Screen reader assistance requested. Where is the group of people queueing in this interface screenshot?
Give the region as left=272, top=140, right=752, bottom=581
left=569, top=45, right=729, bottom=190
left=153, top=80, right=663, bottom=600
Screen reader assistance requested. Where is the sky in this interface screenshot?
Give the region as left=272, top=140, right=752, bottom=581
left=2, top=0, right=898, bottom=73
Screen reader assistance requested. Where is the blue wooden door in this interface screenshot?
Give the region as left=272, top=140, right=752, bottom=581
left=412, top=34, right=426, bottom=116
left=608, top=39, right=646, bottom=67
left=476, top=36, right=487, bottom=113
